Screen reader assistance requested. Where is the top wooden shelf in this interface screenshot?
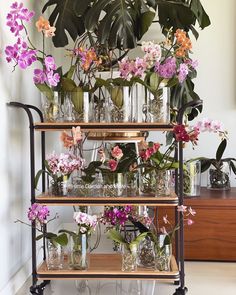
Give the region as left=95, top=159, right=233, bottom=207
left=34, top=122, right=173, bottom=132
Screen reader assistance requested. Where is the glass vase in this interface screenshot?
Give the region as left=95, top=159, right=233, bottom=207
left=155, top=170, right=172, bottom=197
left=137, top=236, right=155, bottom=268
left=41, top=91, right=61, bottom=122
left=90, top=87, right=107, bottom=122
left=46, top=240, right=64, bottom=270
left=126, top=171, right=138, bottom=196
left=69, top=234, right=90, bottom=270
left=207, top=162, right=230, bottom=190
left=102, top=172, right=127, bottom=197
left=121, top=245, right=137, bottom=272
left=184, top=160, right=201, bottom=196
left=139, top=169, right=156, bottom=196
left=106, top=86, right=137, bottom=123
left=143, top=87, right=170, bottom=123
left=154, top=244, right=172, bottom=271
left=66, top=91, right=91, bottom=122
left=50, top=179, right=63, bottom=196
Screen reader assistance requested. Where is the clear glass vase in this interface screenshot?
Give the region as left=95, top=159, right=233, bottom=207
left=102, top=172, right=127, bottom=197
left=143, top=87, right=170, bottom=123
left=90, top=87, right=108, bottom=122
left=69, top=234, right=90, bottom=270
left=139, top=169, right=156, bottom=195
left=184, top=160, right=201, bottom=196
left=126, top=171, right=138, bottom=196
left=46, top=240, right=64, bottom=270
left=207, top=162, right=230, bottom=190
left=41, top=91, right=61, bottom=122
left=121, top=245, right=137, bottom=272
left=65, top=91, right=91, bottom=122
left=155, top=170, right=172, bottom=197
left=154, top=244, right=172, bottom=271
left=106, top=86, right=137, bottom=123
left=137, top=236, right=155, bottom=268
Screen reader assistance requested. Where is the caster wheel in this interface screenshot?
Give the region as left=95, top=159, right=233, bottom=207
left=173, top=287, right=188, bottom=295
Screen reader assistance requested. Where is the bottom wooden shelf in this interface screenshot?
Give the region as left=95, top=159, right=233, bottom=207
left=37, top=254, right=179, bottom=281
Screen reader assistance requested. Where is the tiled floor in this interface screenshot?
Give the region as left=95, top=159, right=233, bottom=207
left=17, top=261, right=236, bottom=295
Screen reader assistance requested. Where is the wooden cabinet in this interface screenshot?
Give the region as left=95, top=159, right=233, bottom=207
left=157, top=187, right=236, bottom=261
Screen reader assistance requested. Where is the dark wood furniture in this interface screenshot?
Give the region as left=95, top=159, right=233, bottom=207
left=157, top=187, right=236, bottom=261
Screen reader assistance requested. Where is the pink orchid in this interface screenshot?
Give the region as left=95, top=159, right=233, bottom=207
left=177, top=205, right=187, bottom=213
left=108, top=159, right=118, bottom=171
left=111, top=146, right=123, bottom=160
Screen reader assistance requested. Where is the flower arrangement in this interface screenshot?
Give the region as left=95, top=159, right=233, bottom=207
left=15, top=203, right=68, bottom=246
left=35, top=151, right=84, bottom=195
left=5, top=1, right=105, bottom=101
left=158, top=205, right=196, bottom=245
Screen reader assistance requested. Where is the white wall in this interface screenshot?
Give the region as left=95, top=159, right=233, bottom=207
left=0, top=1, right=64, bottom=294
left=1, top=0, right=236, bottom=294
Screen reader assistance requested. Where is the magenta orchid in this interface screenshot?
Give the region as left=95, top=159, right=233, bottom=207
left=5, top=1, right=60, bottom=90
left=27, top=203, right=50, bottom=224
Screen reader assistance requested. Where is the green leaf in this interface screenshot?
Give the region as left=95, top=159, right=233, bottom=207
left=42, top=0, right=86, bottom=47
left=61, top=77, right=77, bottom=92
left=70, top=87, right=85, bottom=113
left=190, top=0, right=211, bottom=29
left=35, top=84, right=54, bottom=101
left=54, top=233, right=68, bottom=246
left=230, top=160, right=236, bottom=175
left=107, top=229, right=126, bottom=245
left=150, top=73, right=159, bottom=90
left=110, top=87, right=124, bottom=108
left=130, top=232, right=147, bottom=248
left=64, top=66, right=76, bottom=79
left=138, top=11, right=156, bottom=38
left=216, top=139, right=227, bottom=162
left=58, top=229, right=77, bottom=237
left=200, top=158, right=212, bottom=173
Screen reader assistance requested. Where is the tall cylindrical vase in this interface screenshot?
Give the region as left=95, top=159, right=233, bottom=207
left=106, top=86, right=137, bottom=123
left=143, top=87, right=170, bottom=123
left=69, top=234, right=90, bottom=270
left=184, top=160, right=201, bottom=196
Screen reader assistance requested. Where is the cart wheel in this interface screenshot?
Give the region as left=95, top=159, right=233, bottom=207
left=173, top=287, right=188, bottom=295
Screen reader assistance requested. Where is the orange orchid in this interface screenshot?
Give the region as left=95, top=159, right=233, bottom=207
left=35, top=16, right=50, bottom=32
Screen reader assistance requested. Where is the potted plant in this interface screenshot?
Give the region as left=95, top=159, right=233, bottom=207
left=108, top=228, right=147, bottom=272
left=200, top=139, right=236, bottom=190
left=42, top=0, right=210, bottom=120
left=16, top=204, right=68, bottom=270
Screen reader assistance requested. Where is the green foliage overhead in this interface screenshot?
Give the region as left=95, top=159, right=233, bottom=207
left=43, top=0, right=210, bottom=49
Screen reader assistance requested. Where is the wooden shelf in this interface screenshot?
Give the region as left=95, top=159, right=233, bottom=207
left=37, top=254, right=179, bottom=281
left=35, top=193, right=178, bottom=206
left=34, top=122, right=173, bottom=132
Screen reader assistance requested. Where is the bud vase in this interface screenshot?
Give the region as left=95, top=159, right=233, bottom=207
left=69, top=234, right=90, bottom=270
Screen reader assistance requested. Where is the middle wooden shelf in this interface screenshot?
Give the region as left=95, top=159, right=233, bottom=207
left=36, top=193, right=179, bottom=206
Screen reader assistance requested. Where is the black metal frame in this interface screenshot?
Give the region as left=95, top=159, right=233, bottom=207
left=8, top=100, right=202, bottom=295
